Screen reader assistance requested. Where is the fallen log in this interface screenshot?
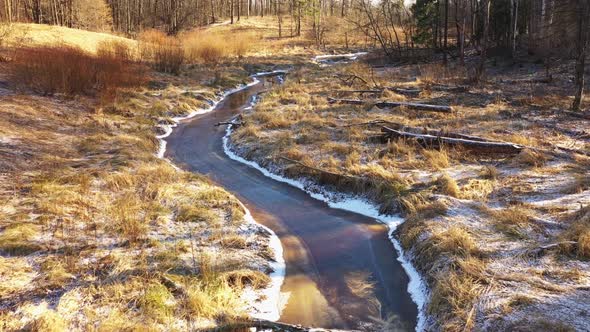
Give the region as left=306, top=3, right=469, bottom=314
left=386, top=87, right=421, bottom=96
left=527, top=241, right=577, bottom=257
left=345, top=119, right=495, bottom=143
left=328, top=97, right=453, bottom=113
left=429, top=84, right=470, bottom=92
left=332, top=89, right=383, bottom=94
left=381, top=126, right=524, bottom=154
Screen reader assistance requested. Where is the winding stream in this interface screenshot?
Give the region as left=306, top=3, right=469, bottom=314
left=164, top=74, right=418, bottom=331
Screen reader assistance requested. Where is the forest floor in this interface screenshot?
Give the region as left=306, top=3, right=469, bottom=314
left=227, top=50, right=590, bottom=330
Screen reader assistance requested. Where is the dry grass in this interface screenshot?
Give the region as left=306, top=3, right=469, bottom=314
left=138, top=29, right=184, bottom=74
left=429, top=269, right=485, bottom=331
left=0, top=223, right=40, bottom=256
left=0, top=23, right=281, bottom=330
left=490, top=207, right=536, bottom=239
left=398, top=201, right=448, bottom=249
left=139, top=282, right=175, bottom=323
left=559, top=206, right=590, bottom=259
left=27, top=310, right=67, bottom=332
left=423, top=149, right=450, bottom=170
left=2, top=23, right=138, bottom=55
left=183, top=29, right=258, bottom=64
left=223, top=269, right=271, bottom=289
left=436, top=173, right=460, bottom=198
left=512, top=149, right=547, bottom=167
left=9, top=45, right=146, bottom=96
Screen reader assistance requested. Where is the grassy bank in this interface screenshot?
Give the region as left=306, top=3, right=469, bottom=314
left=0, top=22, right=293, bottom=330
left=228, top=56, right=590, bottom=331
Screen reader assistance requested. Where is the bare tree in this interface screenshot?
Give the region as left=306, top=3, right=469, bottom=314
left=572, top=0, right=590, bottom=111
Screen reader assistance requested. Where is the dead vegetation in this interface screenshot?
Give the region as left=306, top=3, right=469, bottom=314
left=0, top=23, right=282, bottom=331
left=228, top=52, right=590, bottom=331
left=8, top=43, right=146, bottom=97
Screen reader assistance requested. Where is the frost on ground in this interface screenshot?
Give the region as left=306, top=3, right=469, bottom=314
left=0, top=70, right=284, bottom=330
left=227, top=56, right=590, bottom=331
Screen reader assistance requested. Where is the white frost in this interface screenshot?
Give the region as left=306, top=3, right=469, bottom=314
left=240, top=202, right=286, bottom=321
left=155, top=73, right=287, bottom=322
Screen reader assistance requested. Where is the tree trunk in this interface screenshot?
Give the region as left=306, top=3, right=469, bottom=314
left=476, top=0, right=490, bottom=83
left=573, top=1, right=590, bottom=111
left=230, top=0, right=234, bottom=23
left=4, top=0, right=12, bottom=22
left=443, top=0, right=449, bottom=65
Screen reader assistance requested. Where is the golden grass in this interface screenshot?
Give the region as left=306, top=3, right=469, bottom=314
left=436, top=173, right=460, bottom=197
left=182, top=277, right=245, bottom=320
left=429, top=269, right=485, bottom=331
left=27, top=310, right=67, bottom=332
left=39, top=258, right=75, bottom=287
left=423, top=149, right=450, bottom=170
left=559, top=206, right=590, bottom=259
left=491, top=207, right=536, bottom=239
left=513, top=149, right=547, bottom=167
left=3, top=23, right=138, bottom=55
left=223, top=269, right=271, bottom=290
left=459, top=179, right=495, bottom=201
left=0, top=223, right=40, bottom=256
left=182, top=29, right=259, bottom=64
left=399, top=201, right=448, bottom=249
left=220, top=234, right=248, bottom=249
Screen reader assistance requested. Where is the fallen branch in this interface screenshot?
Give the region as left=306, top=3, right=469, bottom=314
left=381, top=126, right=524, bottom=154
left=334, top=74, right=370, bottom=87
left=328, top=97, right=453, bottom=113
left=215, top=114, right=243, bottom=127
left=539, top=241, right=577, bottom=251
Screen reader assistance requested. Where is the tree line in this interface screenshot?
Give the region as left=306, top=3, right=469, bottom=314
left=355, top=0, right=589, bottom=110
left=0, top=0, right=353, bottom=34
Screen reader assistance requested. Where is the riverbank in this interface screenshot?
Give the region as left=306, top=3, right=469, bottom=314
left=0, top=22, right=302, bottom=330
left=227, top=55, right=590, bottom=331
left=155, top=73, right=289, bottom=322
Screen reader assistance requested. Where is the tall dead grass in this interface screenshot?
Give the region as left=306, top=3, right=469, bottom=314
left=182, top=29, right=258, bottom=64
left=9, top=44, right=145, bottom=96
left=138, top=29, right=184, bottom=74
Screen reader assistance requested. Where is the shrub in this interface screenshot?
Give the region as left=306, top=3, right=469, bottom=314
left=138, top=29, right=184, bottom=74
left=10, top=45, right=145, bottom=97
